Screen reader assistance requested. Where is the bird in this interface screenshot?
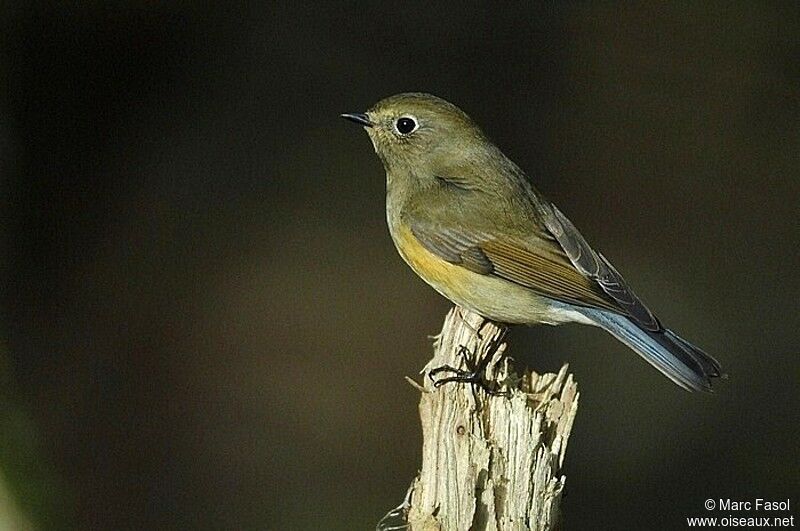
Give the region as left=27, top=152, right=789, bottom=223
left=341, top=93, right=722, bottom=392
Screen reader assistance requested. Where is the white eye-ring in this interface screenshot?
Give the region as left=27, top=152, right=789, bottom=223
left=394, top=115, right=419, bottom=135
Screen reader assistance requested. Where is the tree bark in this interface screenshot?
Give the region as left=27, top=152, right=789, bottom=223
left=378, top=307, right=579, bottom=531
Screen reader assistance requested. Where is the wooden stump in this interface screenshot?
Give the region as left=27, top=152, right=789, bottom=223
left=378, top=307, right=579, bottom=531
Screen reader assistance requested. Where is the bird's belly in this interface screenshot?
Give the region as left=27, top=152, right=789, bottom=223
left=390, top=223, right=581, bottom=325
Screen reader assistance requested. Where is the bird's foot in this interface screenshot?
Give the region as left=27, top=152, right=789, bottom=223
left=428, top=366, right=508, bottom=397
left=428, top=342, right=509, bottom=397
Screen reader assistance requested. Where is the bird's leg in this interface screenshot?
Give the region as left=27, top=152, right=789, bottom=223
left=426, top=346, right=476, bottom=382
left=429, top=325, right=509, bottom=396
left=456, top=306, right=484, bottom=338
left=427, top=316, right=490, bottom=377
left=427, top=317, right=491, bottom=380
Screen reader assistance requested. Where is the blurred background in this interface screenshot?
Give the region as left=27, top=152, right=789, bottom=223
left=1, top=3, right=798, bottom=530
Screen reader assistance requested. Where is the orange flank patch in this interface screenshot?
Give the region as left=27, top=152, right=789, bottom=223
left=392, top=224, right=477, bottom=300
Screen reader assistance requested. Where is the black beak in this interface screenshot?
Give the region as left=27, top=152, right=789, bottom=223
left=340, top=112, right=373, bottom=128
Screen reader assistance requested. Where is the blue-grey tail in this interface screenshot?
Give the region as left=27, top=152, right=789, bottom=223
left=580, top=308, right=723, bottom=392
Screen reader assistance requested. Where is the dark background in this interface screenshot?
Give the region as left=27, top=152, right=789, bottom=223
left=2, top=3, right=798, bottom=530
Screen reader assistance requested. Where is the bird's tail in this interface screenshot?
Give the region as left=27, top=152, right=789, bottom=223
left=580, top=308, right=723, bottom=392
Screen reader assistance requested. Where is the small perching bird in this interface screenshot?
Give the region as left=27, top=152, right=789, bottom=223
left=342, top=93, right=722, bottom=392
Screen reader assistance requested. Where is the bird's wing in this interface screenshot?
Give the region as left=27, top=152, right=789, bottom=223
left=541, top=204, right=660, bottom=330
left=408, top=204, right=660, bottom=330
left=408, top=216, right=622, bottom=314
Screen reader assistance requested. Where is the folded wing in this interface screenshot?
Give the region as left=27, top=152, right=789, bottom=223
left=408, top=198, right=662, bottom=330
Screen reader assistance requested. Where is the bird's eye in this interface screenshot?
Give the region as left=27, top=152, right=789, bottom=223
left=395, top=116, right=418, bottom=135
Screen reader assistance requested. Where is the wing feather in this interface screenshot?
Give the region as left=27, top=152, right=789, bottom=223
left=543, top=205, right=661, bottom=330
left=409, top=219, right=619, bottom=311
left=405, top=185, right=662, bottom=330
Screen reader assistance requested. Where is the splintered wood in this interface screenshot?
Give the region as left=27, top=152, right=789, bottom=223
left=380, top=307, right=579, bottom=531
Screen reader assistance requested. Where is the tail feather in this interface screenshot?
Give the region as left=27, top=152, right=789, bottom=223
left=581, top=309, right=722, bottom=392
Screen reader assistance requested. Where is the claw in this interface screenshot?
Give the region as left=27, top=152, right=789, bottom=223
left=428, top=322, right=510, bottom=396
left=429, top=346, right=509, bottom=396
left=430, top=369, right=509, bottom=396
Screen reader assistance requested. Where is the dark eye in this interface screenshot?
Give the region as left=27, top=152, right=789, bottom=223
left=395, top=116, right=418, bottom=135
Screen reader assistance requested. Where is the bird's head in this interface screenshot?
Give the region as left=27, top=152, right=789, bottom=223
left=342, top=93, right=489, bottom=175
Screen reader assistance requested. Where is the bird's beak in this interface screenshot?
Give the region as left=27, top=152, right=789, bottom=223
left=340, top=112, right=373, bottom=128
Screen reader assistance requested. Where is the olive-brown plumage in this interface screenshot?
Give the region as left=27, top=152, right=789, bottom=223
left=342, top=93, right=722, bottom=391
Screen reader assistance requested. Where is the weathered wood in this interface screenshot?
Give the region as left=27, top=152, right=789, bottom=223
left=378, top=307, right=579, bottom=531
